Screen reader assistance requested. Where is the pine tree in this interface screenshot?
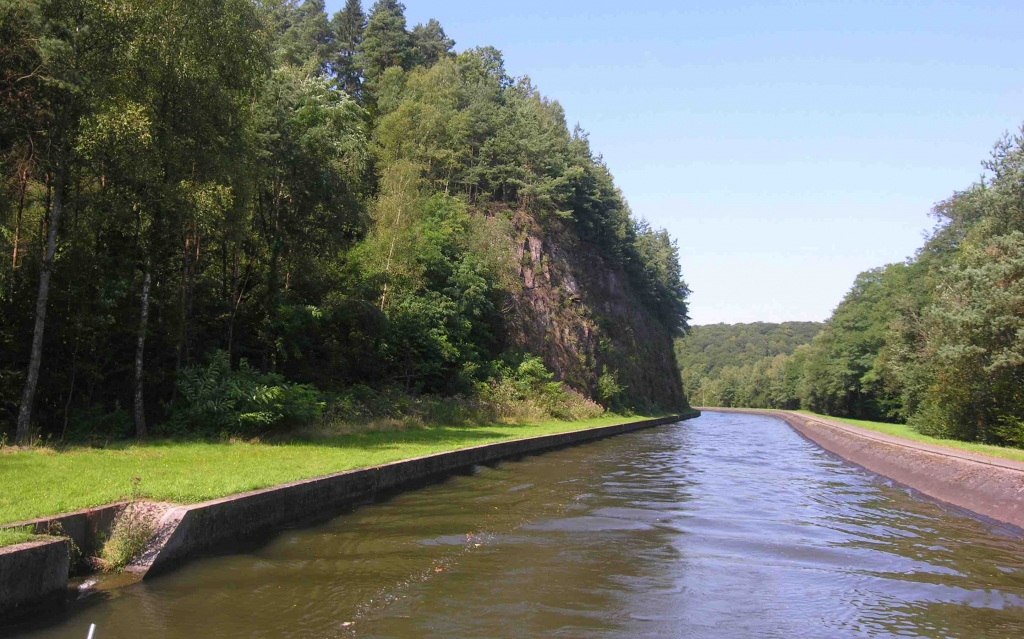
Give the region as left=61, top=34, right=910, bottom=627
left=277, top=0, right=335, bottom=71
left=357, top=0, right=411, bottom=88
left=331, top=0, right=366, bottom=95
left=410, top=19, right=455, bottom=67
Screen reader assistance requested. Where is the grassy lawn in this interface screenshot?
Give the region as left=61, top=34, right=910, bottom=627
left=792, top=410, right=1024, bottom=464
left=0, top=526, right=36, bottom=548
left=0, top=415, right=660, bottom=526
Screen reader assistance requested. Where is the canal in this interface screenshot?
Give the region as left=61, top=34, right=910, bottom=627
left=10, top=411, right=1024, bottom=638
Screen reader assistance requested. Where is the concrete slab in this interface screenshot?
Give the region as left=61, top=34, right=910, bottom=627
left=0, top=539, right=69, bottom=620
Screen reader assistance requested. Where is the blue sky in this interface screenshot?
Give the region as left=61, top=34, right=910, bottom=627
left=326, top=0, right=1024, bottom=325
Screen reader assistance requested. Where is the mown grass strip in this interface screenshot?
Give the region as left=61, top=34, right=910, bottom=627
left=0, top=415, right=658, bottom=526
left=793, top=410, right=1024, bottom=464
left=0, top=525, right=37, bottom=548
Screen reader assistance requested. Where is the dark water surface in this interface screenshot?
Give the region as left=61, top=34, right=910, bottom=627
left=11, top=412, right=1024, bottom=638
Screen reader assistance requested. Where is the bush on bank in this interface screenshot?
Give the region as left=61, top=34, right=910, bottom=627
left=143, top=351, right=603, bottom=441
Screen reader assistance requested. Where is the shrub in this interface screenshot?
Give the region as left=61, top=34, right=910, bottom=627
left=64, top=406, right=133, bottom=443
left=477, top=355, right=604, bottom=422
left=313, top=354, right=603, bottom=434
left=597, top=366, right=625, bottom=409
left=166, top=351, right=324, bottom=436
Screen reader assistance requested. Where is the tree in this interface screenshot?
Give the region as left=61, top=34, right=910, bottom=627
left=410, top=19, right=454, bottom=67
left=0, top=0, right=692, bottom=441
left=111, top=0, right=268, bottom=436
left=275, top=0, right=335, bottom=72
left=10, top=0, right=104, bottom=443
left=675, top=322, right=822, bottom=405
left=358, top=0, right=411, bottom=90
left=909, top=233, right=1024, bottom=443
left=249, top=67, right=369, bottom=371
left=331, top=0, right=366, bottom=95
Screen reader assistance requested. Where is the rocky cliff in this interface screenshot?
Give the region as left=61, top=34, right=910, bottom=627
left=506, top=215, right=688, bottom=412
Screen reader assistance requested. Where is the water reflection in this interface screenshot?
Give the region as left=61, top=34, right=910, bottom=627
left=9, top=411, right=1024, bottom=638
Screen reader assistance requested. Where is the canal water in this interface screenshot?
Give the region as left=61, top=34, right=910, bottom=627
left=9, top=411, right=1024, bottom=638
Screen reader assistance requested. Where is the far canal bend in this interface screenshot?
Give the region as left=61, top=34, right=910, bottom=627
left=10, top=411, right=1024, bottom=638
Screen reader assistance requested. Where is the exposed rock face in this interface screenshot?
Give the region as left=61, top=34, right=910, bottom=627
left=507, top=217, right=687, bottom=411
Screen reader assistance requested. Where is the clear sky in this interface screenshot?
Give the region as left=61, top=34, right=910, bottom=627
left=325, top=0, right=1024, bottom=325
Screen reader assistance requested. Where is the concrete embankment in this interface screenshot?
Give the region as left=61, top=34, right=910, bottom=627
left=137, top=414, right=695, bottom=576
left=0, top=540, right=69, bottom=619
left=1, top=413, right=696, bottom=619
left=705, top=408, right=1024, bottom=530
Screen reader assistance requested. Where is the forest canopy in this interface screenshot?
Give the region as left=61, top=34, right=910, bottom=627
left=0, top=0, right=689, bottom=443
left=675, top=322, right=821, bottom=409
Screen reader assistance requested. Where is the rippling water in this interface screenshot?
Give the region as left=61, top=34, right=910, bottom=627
left=10, top=411, right=1024, bottom=638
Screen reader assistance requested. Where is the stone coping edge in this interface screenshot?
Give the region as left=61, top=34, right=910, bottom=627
left=138, top=412, right=697, bottom=578
left=703, top=408, right=1024, bottom=531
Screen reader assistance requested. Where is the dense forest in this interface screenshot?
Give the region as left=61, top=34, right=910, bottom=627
left=687, top=130, right=1024, bottom=447
left=676, top=322, right=821, bottom=409
left=0, top=0, right=690, bottom=444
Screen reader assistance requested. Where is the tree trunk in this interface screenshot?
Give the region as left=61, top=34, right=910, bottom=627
left=266, top=238, right=280, bottom=372
left=15, top=162, right=65, bottom=444
left=11, top=169, right=26, bottom=270
left=134, top=260, right=152, bottom=439
left=61, top=333, right=80, bottom=440
left=227, top=258, right=251, bottom=359
left=380, top=202, right=405, bottom=311
left=263, top=185, right=282, bottom=372
left=172, top=234, right=191, bottom=401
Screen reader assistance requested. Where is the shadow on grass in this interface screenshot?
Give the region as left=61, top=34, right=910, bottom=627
left=15, top=422, right=543, bottom=456
left=279, top=424, right=539, bottom=452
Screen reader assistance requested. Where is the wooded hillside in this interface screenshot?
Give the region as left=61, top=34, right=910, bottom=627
left=0, top=0, right=689, bottom=443
left=675, top=322, right=821, bottom=408
left=687, top=128, right=1024, bottom=448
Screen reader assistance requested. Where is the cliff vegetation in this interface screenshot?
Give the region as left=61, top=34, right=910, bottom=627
left=0, top=0, right=689, bottom=443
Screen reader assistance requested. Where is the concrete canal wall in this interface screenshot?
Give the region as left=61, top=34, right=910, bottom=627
left=0, top=540, right=69, bottom=619
left=5, top=503, right=128, bottom=559
left=1, top=413, right=696, bottom=618
left=706, top=408, right=1024, bottom=531
left=139, top=414, right=695, bottom=576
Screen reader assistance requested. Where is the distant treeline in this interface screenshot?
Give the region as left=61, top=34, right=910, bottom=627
left=0, top=0, right=689, bottom=443
left=679, top=129, right=1024, bottom=448
left=676, top=322, right=821, bottom=409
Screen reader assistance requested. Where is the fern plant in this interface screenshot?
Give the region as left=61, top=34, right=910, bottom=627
left=167, top=351, right=323, bottom=436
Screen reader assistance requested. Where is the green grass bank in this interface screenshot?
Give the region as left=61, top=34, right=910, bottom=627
left=0, top=526, right=37, bottom=547
left=791, top=410, right=1024, bottom=464
left=0, top=415, right=665, bottom=527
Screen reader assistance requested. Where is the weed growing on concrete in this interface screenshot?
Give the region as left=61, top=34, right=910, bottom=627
left=41, top=521, right=84, bottom=574
left=99, top=508, right=154, bottom=572
left=99, top=479, right=154, bottom=572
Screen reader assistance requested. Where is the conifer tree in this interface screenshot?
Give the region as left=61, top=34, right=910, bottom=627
left=411, top=19, right=455, bottom=67
left=277, top=0, right=335, bottom=71
left=357, top=0, right=411, bottom=88
left=331, top=0, right=366, bottom=95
